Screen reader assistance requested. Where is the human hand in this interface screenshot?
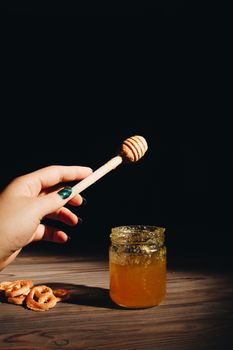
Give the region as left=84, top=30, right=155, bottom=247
left=0, top=165, right=92, bottom=270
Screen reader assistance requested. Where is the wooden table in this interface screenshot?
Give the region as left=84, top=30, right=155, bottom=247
left=0, top=252, right=233, bottom=350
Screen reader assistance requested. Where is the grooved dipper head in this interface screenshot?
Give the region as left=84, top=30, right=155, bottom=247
left=119, top=135, right=148, bottom=162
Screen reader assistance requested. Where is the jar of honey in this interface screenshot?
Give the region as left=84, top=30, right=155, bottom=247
left=109, top=225, right=166, bottom=308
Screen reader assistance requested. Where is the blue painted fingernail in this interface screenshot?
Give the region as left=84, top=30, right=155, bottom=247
left=58, top=186, right=72, bottom=199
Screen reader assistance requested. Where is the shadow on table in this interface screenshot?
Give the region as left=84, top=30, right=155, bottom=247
left=47, top=282, right=123, bottom=310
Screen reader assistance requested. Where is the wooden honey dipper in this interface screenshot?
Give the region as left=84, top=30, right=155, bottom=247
left=71, top=135, right=148, bottom=198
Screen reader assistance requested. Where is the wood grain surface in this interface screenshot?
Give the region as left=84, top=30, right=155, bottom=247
left=0, top=252, right=233, bottom=350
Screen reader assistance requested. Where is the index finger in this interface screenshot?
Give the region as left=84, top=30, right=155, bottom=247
left=18, top=165, right=93, bottom=195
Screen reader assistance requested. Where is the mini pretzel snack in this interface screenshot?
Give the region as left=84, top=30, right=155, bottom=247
left=0, top=279, right=70, bottom=311
left=0, top=281, right=12, bottom=291
left=8, top=294, right=27, bottom=305
left=4, top=280, right=33, bottom=298
left=26, top=285, right=57, bottom=311
left=53, top=288, right=70, bottom=302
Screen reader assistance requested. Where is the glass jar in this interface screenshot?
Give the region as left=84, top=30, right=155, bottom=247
left=109, top=225, right=166, bottom=308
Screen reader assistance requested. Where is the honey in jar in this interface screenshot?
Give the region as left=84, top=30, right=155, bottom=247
left=109, top=225, right=166, bottom=308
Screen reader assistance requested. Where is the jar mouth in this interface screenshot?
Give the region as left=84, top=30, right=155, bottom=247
left=110, top=225, right=165, bottom=245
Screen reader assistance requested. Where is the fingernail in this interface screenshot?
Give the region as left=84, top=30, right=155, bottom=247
left=58, top=186, right=72, bottom=200
left=81, top=197, right=87, bottom=206
left=78, top=217, right=83, bottom=224
left=66, top=235, right=71, bottom=243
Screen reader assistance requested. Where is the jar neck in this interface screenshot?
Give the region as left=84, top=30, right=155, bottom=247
left=110, top=225, right=165, bottom=248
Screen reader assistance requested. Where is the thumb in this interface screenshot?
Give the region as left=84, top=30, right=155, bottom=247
left=37, top=186, right=73, bottom=217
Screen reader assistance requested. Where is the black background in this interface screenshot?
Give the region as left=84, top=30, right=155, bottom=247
left=1, top=2, right=187, bottom=17
left=0, top=4, right=231, bottom=264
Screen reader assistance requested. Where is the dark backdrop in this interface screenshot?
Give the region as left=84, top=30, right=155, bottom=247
left=0, top=105, right=221, bottom=260
left=1, top=117, right=211, bottom=258
left=0, top=8, right=230, bottom=263
left=0, top=1, right=186, bottom=16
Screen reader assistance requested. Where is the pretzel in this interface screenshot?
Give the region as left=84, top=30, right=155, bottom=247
left=8, top=294, right=27, bottom=305
left=26, top=285, right=57, bottom=311
left=1, top=280, right=70, bottom=311
left=5, top=280, right=33, bottom=298
left=53, top=288, right=70, bottom=302
left=0, top=281, right=12, bottom=291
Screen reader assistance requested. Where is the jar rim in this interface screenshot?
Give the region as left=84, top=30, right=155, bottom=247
left=111, top=225, right=165, bottom=234
left=110, top=225, right=165, bottom=245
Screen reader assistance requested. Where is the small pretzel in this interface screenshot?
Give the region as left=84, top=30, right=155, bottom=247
left=0, top=281, right=12, bottom=291
left=53, top=288, right=70, bottom=302
left=8, top=294, right=27, bottom=305
left=5, top=280, right=33, bottom=298
left=26, top=285, right=57, bottom=311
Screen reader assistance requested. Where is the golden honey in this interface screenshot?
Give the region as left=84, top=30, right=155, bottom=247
left=109, top=226, right=166, bottom=308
